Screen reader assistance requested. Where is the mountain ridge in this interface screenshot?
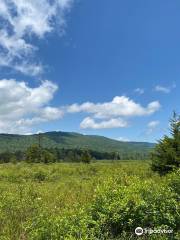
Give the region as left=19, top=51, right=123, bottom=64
left=0, top=131, right=155, bottom=155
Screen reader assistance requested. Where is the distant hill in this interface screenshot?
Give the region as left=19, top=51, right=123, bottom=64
left=0, top=131, right=155, bottom=155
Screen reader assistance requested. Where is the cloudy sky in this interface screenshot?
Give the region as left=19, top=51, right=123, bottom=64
left=0, top=0, right=179, bottom=142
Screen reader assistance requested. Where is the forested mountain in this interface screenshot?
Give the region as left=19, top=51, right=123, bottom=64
left=0, top=131, right=155, bottom=156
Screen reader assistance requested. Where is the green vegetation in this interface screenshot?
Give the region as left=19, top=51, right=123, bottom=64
left=0, top=144, right=153, bottom=164
left=0, top=161, right=179, bottom=239
left=151, top=112, right=180, bottom=175
left=26, top=145, right=56, bottom=163
left=25, top=145, right=92, bottom=164
left=0, top=114, right=179, bottom=239
left=0, top=131, right=154, bottom=158
left=0, top=131, right=154, bottom=164
left=81, top=150, right=91, bottom=164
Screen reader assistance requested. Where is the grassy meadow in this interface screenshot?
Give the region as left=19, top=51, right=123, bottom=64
left=0, top=160, right=179, bottom=239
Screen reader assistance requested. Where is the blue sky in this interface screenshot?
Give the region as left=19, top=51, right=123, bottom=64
left=0, top=0, right=179, bottom=142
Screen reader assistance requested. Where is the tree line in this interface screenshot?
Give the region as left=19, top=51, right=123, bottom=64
left=0, top=146, right=150, bottom=164
left=0, top=113, right=179, bottom=173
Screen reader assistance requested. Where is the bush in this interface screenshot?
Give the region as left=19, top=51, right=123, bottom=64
left=0, top=163, right=179, bottom=239
left=24, top=171, right=180, bottom=239
left=33, top=170, right=47, bottom=182
left=89, top=174, right=179, bottom=239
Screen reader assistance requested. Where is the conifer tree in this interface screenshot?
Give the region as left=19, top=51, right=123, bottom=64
left=81, top=150, right=91, bottom=164
left=151, top=112, right=180, bottom=175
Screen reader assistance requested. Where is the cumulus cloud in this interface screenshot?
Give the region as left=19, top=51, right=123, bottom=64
left=0, top=79, right=63, bottom=133
left=80, top=117, right=128, bottom=129
left=67, top=96, right=161, bottom=130
left=0, top=0, right=73, bottom=76
left=0, top=79, right=161, bottom=133
left=67, top=96, right=161, bottom=119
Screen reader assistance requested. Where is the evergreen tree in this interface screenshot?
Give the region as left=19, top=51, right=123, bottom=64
left=42, top=149, right=55, bottom=163
left=26, top=145, right=41, bottom=163
left=81, top=150, right=91, bottom=164
left=151, top=112, right=180, bottom=175
left=26, top=145, right=56, bottom=163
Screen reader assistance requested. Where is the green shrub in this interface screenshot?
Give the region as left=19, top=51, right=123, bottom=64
left=0, top=162, right=179, bottom=239
left=33, top=170, right=47, bottom=182
left=89, top=173, right=180, bottom=239
left=24, top=171, right=180, bottom=239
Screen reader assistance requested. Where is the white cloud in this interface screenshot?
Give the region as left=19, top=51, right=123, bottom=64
left=80, top=117, right=128, bottom=129
left=147, top=120, right=160, bottom=134
left=116, top=137, right=130, bottom=142
left=0, top=80, right=161, bottom=133
left=67, top=96, right=161, bottom=119
left=0, top=79, right=63, bottom=134
left=155, top=85, right=170, bottom=93
left=0, top=0, right=73, bottom=76
left=68, top=96, right=161, bottom=130
left=154, top=83, right=176, bottom=94
left=13, top=62, right=44, bottom=76
left=134, top=88, right=144, bottom=94
left=147, top=121, right=159, bottom=128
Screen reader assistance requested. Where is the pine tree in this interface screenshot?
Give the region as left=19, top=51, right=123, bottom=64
left=26, top=145, right=41, bottom=163
left=151, top=112, right=180, bottom=175
left=81, top=150, right=91, bottom=164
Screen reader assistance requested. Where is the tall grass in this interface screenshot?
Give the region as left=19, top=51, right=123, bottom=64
left=0, top=161, right=179, bottom=239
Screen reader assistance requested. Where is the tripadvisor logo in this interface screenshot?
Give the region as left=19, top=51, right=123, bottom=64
left=135, top=227, right=143, bottom=236
left=135, top=227, right=173, bottom=236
